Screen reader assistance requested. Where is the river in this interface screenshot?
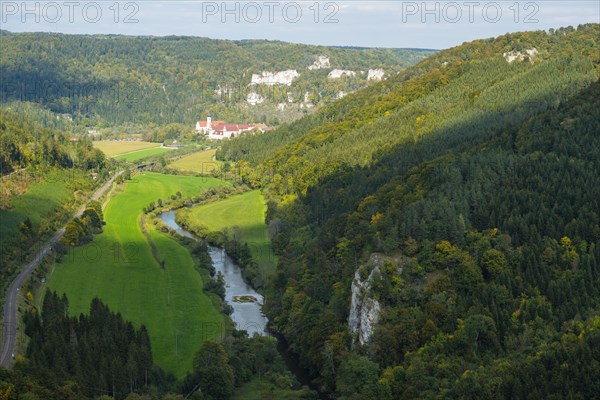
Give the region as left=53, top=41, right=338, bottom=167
left=159, top=210, right=327, bottom=399
left=159, top=210, right=268, bottom=336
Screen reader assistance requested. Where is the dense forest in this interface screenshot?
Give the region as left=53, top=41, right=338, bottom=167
left=216, top=24, right=600, bottom=398
left=21, top=292, right=154, bottom=398
left=0, top=30, right=433, bottom=127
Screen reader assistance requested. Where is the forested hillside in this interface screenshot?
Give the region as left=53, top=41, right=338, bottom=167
left=0, top=30, right=433, bottom=127
left=0, top=108, right=105, bottom=296
left=0, top=107, right=104, bottom=174
left=218, top=24, right=600, bottom=398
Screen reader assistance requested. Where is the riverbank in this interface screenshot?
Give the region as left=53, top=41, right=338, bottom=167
left=159, top=210, right=329, bottom=400
left=175, top=190, right=277, bottom=288
left=160, top=210, right=269, bottom=337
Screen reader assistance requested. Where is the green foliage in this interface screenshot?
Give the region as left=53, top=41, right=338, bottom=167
left=60, top=217, right=90, bottom=246
left=23, top=292, right=154, bottom=399
left=47, top=173, right=227, bottom=378
left=176, top=190, right=276, bottom=287
left=336, top=355, right=383, bottom=400
left=82, top=207, right=103, bottom=233
left=5, top=23, right=600, bottom=400
left=0, top=31, right=432, bottom=126
left=0, top=107, right=105, bottom=173
left=180, top=334, right=311, bottom=400
left=220, top=24, right=600, bottom=397
left=193, top=340, right=235, bottom=400
left=220, top=24, right=599, bottom=197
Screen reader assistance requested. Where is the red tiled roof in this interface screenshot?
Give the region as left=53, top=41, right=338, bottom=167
left=199, top=119, right=257, bottom=135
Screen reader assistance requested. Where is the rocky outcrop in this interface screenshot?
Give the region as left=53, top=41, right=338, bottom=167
left=251, top=70, right=299, bottom=86
left=349, top=254, right=405, bottom=346
left=503, top=48, right=538, bottom=63
left=328, top=69, right=356, bottom=79
left=349, top=264, right=381, bottom=346
left=246, top=92, right=265, bottom=105
left=308, top=55, right=331, bottom=70
left=367, top=69, right=385, bottom=80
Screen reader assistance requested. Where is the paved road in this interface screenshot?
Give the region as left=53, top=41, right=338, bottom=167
left=0, top=171, right=123, bottom=368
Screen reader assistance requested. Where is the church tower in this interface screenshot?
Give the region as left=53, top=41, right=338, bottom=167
left=207, top=114, right=212, bottom=131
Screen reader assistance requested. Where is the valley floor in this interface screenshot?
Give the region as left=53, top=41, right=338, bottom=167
left=46, top=172, right=227, bottom=377
left=178, top=190, right=277, bottom=277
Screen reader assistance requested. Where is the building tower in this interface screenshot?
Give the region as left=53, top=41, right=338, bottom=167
left=207, top=114, right=212, bottom=131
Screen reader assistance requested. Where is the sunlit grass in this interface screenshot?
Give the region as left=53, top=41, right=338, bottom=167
left=169, top=149, right=222, bottom=174
left=114, top=146, right=173, bottom=162
left=93, top=140, right=161, bottom=156
left=183, top=190, right=276, bottom=275
left=47, top=173, right=227, bottom=377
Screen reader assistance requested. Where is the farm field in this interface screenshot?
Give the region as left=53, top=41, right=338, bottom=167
left=93, top=140, right=161, bottom=156
left=170, top=149, right=222, bottom=174
left=46, top=173, right=228, bottom=377
left=114, top=146, right=173, bottom=162
left=178, top=190, right=276, bottom=276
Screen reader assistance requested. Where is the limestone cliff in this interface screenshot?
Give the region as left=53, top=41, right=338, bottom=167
left=348, top=262, right=381, bottom=346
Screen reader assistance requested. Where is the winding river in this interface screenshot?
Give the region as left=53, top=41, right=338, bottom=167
left=160, top=210, right=326, bottom=399
left=159, top=210, right=269, bottom=336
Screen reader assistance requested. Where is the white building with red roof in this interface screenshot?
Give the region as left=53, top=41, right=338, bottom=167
left=195, top=115, right=264, bottom=140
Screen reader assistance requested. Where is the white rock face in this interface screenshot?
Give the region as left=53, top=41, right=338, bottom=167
left=251, top=70, right=299, bottom=86
left=367, top=69, right=385, bottom=80
left=348, top=266, right=382, bottom=345
left=503, top=48, right=538, bottom=63
left=246, top=92, right=264, bottom=105
left=328, top=69, right=356, bottom=79
left=308, top=55, right=331, bottom=70
left=304, top=91, right=311, bottom=103
left=337, top=91, right=346, bottom=99
left=277, top=103, right=286, bottom=111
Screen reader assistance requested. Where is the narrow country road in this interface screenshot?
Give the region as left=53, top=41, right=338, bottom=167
left=0, top=170, right=124, bottom=368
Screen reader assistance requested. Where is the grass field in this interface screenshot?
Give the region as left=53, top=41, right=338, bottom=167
left=47, top=173, right=228, bottom=377
left=169, top=149, right=222, bottom=174
left=0, top=171, right=75, bottom=255
left=114, top=146, right=173, bottom=162
left=93, top=141, right=161, bottom=156
left=181, top=190, right=276, bottom=275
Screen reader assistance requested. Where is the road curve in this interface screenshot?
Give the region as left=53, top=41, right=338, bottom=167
left=0, top=170, right=123, bottom=368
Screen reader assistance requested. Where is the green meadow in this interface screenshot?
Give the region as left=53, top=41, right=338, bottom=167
left=169, top=149, right=222, bottom=174
left=0, top=169, right=79, bottom=256
left=47, top=173, right=227, bottom=377
left=180, top=190, right=276, bottom=276
left=114, top=146, right=173, bottom=162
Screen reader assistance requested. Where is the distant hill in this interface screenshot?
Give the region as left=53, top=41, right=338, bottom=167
left=0, top=31, right=434, bottom=127
left=218, top=24, right=600, bottom=398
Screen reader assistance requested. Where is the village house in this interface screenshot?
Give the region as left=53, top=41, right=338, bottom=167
left=195, top=115, right=266, bottom=140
